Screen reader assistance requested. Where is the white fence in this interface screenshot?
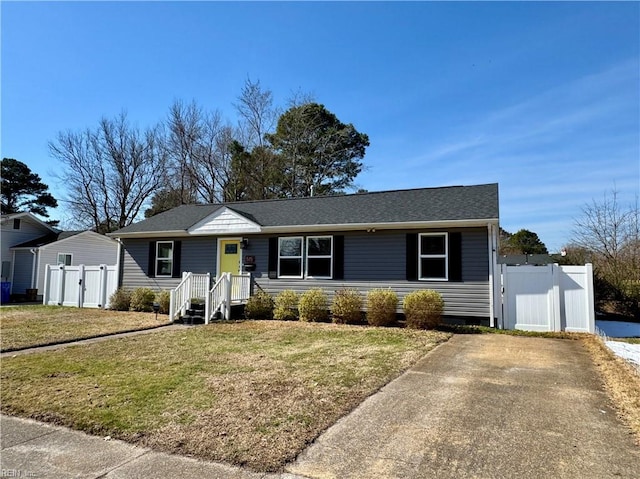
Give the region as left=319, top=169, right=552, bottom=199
left=43, top=264, right=118, bottom=309
left=501, top=263, right=595, bottom=333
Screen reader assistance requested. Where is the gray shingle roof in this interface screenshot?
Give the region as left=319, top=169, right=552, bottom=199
left=11, top=231, right=83, bottom=248
left=111, top=183, right=499, bottom=235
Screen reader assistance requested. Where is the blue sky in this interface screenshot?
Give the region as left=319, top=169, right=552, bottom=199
left=2, top=1, right=638, bottom=251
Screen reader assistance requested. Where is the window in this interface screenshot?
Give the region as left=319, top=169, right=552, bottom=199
left=306, top=236, right=333, bottom=278
left=156, top=241, right=173, bottom=277
left=278, top=237, right=303, bottom=278
left=57, top=253, right=72, bottom=266
left=419, top=233, right=448, bottom=280
left=13, top=218, right=20, bottom=230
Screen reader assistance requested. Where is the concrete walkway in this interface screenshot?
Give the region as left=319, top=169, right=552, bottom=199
left=2, top=334, right=639, bottom=478
left=0, top=323, right=186, bottom=357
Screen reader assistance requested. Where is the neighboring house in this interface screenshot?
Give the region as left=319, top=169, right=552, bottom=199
left=1, top=212, right=58, bottom=291
left=109, top=183, right=501, bottom=325
left=1, top=213, right=119, bottom=299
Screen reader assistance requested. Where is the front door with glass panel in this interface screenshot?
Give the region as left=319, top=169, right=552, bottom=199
left=219, top=239, right=241, bottom=275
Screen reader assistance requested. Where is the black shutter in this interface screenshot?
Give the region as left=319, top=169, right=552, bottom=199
left=406, top=234, right=418, bottom=281
left=333, top=235, right=344, bottom=280
left=148, top=241, right=157, bottom=277
left=448, top=232, right=462, bottom=282
left=268, top=237, right=278, bottom=279
left=172, top=241, right=182, bottom=278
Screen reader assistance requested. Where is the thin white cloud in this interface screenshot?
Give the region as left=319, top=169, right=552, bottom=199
left=368, top=58, right=639, bottom=251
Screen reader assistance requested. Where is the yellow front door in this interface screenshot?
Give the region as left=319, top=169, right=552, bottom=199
left=219, top=239, right=241, bottom=275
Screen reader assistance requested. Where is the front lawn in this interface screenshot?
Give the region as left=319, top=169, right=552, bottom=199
left=0, top=306, right=170, bottom=351
left=0, top=321, right=450, bottom=471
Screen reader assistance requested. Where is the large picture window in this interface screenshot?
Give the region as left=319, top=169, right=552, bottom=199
left=156, top=241, right=174, bottom=277
left=306, top=236, right=333, bottom=278
left=419, top=233, right=448, bottom=280
left=278, top=237, right=303, bottom=278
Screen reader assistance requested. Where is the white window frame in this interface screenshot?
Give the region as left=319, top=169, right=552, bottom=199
left=155, top=241, right=174, bottom=277
left=278, top=237, right=304, bottom=279
left=305, top=236, right=333, bottom=279
left=418, top=232, right=448, bottom=281
left=57, top=253, right=73, bottom=266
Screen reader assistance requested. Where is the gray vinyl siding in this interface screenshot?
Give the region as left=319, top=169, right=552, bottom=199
left=121, top=237, right=217, bottom=291
left=343, top=231, right=405, bottom=280
left=256, top=279, right=490, bottom=318
left=119, top=227, right=492, bottom=317
left=12, top=250, right=34, bottom=294
left=250, top=227, right=490, bottom=318
left=36, top=234, right=119, bottom=292
left=2, top=218, right=52, bottom=268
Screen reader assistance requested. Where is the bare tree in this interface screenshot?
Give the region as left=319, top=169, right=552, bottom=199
left=191, top=114, right=236, bottom=203
left=49, top=113, right=167, bottom=233
left=572, top=188, right=640, bottom=316
left=234, top=78, right=279, bottom=149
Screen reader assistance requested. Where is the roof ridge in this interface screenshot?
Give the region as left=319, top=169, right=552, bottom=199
left=190, top=183, right=498, bottom=208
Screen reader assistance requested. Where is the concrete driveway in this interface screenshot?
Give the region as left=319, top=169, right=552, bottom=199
left=288, top=334, right=640, bottom=478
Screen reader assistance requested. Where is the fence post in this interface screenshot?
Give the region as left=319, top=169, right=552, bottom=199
left=77, top=264, right=85, bottom=308
left=225, top=273, right=232, bottom=320
left=98, top=265, right=107, bottom=309
left=169, top=290, right=176, bottom=322
left=501, top=264, right=509, bottom=329
left=585, top=263, right=595, bottom=333
left=42, top=265, right=50, bottom=305
left=550, top=264, right=562, bottom=332
left=56, top=264, right=65, bottom=306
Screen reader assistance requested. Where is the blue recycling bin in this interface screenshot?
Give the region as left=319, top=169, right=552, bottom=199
left=1, top=282, right=11, bottom=304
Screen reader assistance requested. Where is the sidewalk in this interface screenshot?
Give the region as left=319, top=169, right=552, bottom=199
left=1, top=415, right=302, bottom=479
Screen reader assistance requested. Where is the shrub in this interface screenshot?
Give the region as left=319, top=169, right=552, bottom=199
left=299, top=288, right=329, bottom=322
left=245, top=290, right=275, bottom=320
left=403, top=290, right=444, bottom=329
left=156, top=290, right=171, bottom=315
left=366, top=289, right=398, bottom=327
left=332, top=289, right=363, bottom=324
left=273, top=290, right=299, bottom=321
left=130, top=287, right=156, bottom=312
left=109, top=288, right=131, bottom=311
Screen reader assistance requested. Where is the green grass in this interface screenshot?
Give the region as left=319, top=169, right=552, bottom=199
left=0, top=320, right=450, bottom=472
left=0, top=306, right=170, bottom=351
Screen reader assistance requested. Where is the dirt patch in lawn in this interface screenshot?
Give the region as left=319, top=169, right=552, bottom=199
left=0, top=306, right=170, bottom=351
left=0, top=321, right=450, bottom=472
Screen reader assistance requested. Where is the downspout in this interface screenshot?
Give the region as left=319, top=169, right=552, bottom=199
left=114, top=238, right=123, bottom=288
left=487, top=223, right=499, bottom=329
left=30, top=248, right=39, bottom=289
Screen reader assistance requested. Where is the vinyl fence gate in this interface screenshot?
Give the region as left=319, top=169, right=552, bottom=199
left=43, top=264, right=119, bottom=309
left=501, top=263, right=595, bottom=333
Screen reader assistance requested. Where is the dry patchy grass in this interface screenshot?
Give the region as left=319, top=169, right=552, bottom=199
left=0, top=321, right=450, bottom=471
left=580, top=335, right=640, bottom=443
left=0, top=306, right=170, bottom=351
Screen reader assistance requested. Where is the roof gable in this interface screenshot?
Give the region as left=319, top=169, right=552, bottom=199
left=188, top=207, right=262, bottom=235
left=0, top=212, right=58, bottom=235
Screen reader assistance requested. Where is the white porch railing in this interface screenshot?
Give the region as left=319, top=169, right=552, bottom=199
left=170, top=272, right=251, bottom=323
left=169, top=272, right=211, bottom=322
left=205, top=272, right=252, bottom=323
